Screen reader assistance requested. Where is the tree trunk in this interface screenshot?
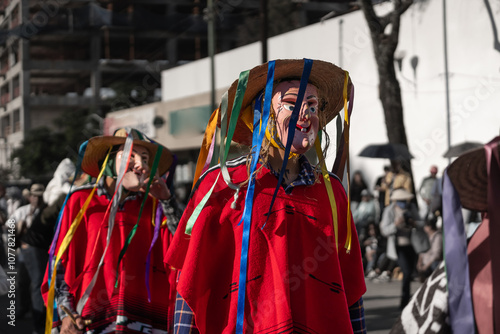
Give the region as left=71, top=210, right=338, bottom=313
left=359, top=0, right=419, bottom=205
left=360, top=0, right=413, bottom=147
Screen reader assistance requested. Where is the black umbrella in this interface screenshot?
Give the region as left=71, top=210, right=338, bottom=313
left=442, top=141, right=483, bottom=158
left=358, top=143, right=414, bottom=160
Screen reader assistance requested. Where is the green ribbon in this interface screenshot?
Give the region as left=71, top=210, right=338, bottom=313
left=184, top=70, right=249, bottom=235
left=114, top=146, right=163, bottom=288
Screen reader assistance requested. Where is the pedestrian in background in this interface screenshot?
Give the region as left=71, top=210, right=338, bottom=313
left=11, top=183, right=47, bottom=332
left=353, top=189, right=379, bottom=241
left=379, top=160, right=413, bottom=208
left=416, top=217, right=443, bottom=282
left=380, top=188, right=421, bottom=309
left=419, top=165, right=441, bottom=220
left=374, top=165, right=391, bottom=220
left=351, top=170, right=368, bottom=211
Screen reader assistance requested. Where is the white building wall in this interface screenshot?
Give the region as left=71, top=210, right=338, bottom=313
left=161, top=0, right=500, bottom=204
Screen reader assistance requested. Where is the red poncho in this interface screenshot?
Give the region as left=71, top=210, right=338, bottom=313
left=42, top=188, right=177, bottom=333
left=165, top=160, right=366, bottom=333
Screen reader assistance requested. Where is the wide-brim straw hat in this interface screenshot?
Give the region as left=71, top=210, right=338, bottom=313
left=390, top=188, right=414, bottom=201
left=81, top=128, right=173, bottom=178
left=447, top=139, right=499, bottom=212
left=222, top=59, right=352, bottom=146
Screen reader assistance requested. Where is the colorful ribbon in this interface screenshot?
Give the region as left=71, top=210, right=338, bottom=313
left=235, top=61, right=274, bottom=334
left=48, top=140, right=88, bottom=278
left=114, top=146, right=162, bottom=288
left=332, top=80, right=354, bottom=179
left=315, top=138, right=340, bottom=252
left=264, top=58, right=313, bottom=224
left=220, top=72, right=249, bottom=189
left=341, top=73, right=352, bottom=252
left=45, top=147, right=112, bottom=334
left=145, top=199, right=162, bottom=302
left=76, top=131, right=135, bottom=313
left=442, top=170, right=475, bottom=334
left=184, top=71, right=249, bottom=235
left=192, top=108, right=220, bottom=188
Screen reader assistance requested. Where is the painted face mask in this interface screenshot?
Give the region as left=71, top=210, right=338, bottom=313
left=115, top=144, right=150, bottom=192
left=271, top=80, right=320, bottom=155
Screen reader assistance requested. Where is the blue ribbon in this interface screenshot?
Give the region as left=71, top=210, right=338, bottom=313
left=442, top=170, right=475, bottom=333
left=263, top=58, right=313, bottom=226
left=235, top=61, right=274, bottom=333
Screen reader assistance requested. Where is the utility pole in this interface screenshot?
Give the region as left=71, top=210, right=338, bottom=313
left=207, top=0, right=216, bottom=112
left=443, top=0, right=451, bottom=164
left=260, top=0, right=268, bottom=63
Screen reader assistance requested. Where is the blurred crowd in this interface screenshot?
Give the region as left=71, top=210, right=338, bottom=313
left=350, top=161, right=449, bottom=309
left=0, top=158, right=88, bottom=333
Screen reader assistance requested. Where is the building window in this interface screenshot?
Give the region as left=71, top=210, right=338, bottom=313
left=169, top=105, right=211, bottom=136
left=13, top=109, right=20, bottom=133
left=13, top=76, right=20, bottom=99
left=0, top=84, right=9, bottom=106
left=1, top=115, right=10, bottom=137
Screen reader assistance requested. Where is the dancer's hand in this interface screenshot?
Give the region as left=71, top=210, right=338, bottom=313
left=60, top=314, right=85, bottom=334
left=143, top=171, right=171, bottom=200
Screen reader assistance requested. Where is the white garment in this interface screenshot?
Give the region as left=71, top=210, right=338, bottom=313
left=44, top=158, right=75, bottom=206
left=10, top=204, right=40, bottom=232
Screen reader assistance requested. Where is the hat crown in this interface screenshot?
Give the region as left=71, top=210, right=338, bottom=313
left=81, top=127, right=173, bottom=178
left=113, top=128, right=147, bottom=141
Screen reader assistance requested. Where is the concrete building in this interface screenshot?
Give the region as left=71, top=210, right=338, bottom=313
left=0, top=0, right=347, bottom=175
left=106, top=0, right=500, bottom=207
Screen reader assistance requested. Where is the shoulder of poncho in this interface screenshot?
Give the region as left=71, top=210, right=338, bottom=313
left=323, top=171, right=347, bottom=196
left=192, top=156, right=248, bottom=192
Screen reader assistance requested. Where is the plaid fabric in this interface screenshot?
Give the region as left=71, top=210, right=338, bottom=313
left=349, top=297, right=367, bottom=334
left=174, top=292, right=199, bottom=334
left=268, top=155, right=317, bottom=194
left=175, top=294, right=366, bottom=332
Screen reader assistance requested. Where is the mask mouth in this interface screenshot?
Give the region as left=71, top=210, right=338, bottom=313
left=295, top=123, right=311, bottom=133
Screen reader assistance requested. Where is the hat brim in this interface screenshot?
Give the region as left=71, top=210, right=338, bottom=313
left=221, top=59, right=351, bottom=146
left=81, top=136, right=173, bottom=178
left=447, top=141, right=499, bottom=212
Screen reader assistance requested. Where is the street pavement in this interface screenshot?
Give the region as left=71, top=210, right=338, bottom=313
left=364, top=277, right=422, bottom=334
left=1, top=277, right=422, bottom=334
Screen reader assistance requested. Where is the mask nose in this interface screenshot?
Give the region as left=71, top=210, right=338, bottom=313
left=299, top=103, right=311, bottom=121
left=131, top=155, right=148, bottom=173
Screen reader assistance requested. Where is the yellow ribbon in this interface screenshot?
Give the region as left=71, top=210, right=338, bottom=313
left=342, top=71, right=352, bottom=253
left=192, top=108, right=220, bottom=189
left=45, top=147, right=112, bottom=334
left=264, top=112, right=300, bottom=160
left=315, top=140, right=339, bottom=252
